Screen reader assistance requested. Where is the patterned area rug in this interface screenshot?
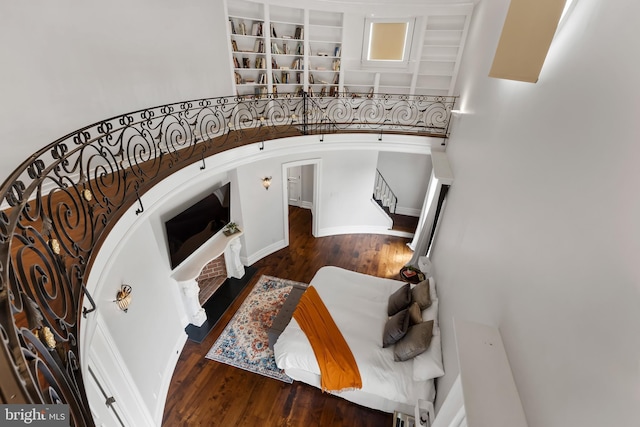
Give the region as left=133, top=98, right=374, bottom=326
left=205, top=275, right=307, bottom=383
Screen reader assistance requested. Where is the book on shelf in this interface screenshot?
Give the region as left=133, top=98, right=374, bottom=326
left=233, top=56, right=240, bottom=69
left=231, top=40, right=238, bottom=52
left=296, top=42, right=303, bottom=55
left=242, top=57, right=250, bottom=68
left=254, top=39, right=265, bottom=53
left=294, top=86, right=304, bottom=97
left=334, top=45, right=341, bottom=57
left=254, top=86, right=267, bottom=98
left=281, top=71, right=289, bottom=84
left=332, top=74, right=339, bottom=84
left=332, top=59, right=341, bottom=71
left=229, top=19, right=236, bottom=35
left=272, top=73, right=281, bottom=84
left=271, top=57, right=279, bottom=69
left=255, top=57, right=265, bottom=69
left=252, top=22, right=263, bottom=36
left=309, top=73, right=315, bottom=84
left=271, top=24, right=277, bottom=38
left=291, top=58, right=302, bottom=70
left=294, top=26, right=303, bottom=39
left=258, top=73, right=267, bottom=84
left=271, top=42, right=282, bottom=55
left=234, top=72, right=242, bottom=85
left=282, top=42, right=288, bottom=54
left=319, top=86, right=327, bottom=96
left=239, top=21, right=246, bottom=35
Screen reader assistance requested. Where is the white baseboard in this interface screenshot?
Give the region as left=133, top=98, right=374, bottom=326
left=395, top=206, right=421, bottom=217
left=316, top=225, right=392, bottom=237
left=243, top=239, right=287, bottom=266
left=317, top=225, right=414, bottom=239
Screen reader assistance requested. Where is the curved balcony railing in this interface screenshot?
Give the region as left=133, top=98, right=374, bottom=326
left=0, top=92, right=455, bottom=426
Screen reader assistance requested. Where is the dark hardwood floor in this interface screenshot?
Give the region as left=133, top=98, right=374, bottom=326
left=162, top=206, right=416, bottom=426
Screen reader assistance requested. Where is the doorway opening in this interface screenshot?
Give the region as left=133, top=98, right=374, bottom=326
left=282, top=159, right=321, bottom=246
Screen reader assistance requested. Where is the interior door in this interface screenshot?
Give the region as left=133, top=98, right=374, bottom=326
left=287, top=166, right=302, bottom=207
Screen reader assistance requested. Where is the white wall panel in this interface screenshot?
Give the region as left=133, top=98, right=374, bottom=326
left=0, top=0, right=232, bottom=175
left=432, top=1, right=640, bottom=426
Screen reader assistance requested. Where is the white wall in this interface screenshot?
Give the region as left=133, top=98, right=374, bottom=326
left=235, top=145, right=397, bottom=263
left=318, top=150, right=391, bottom=234
left=377, top=152, right=432, bottom=216
left=0, top=0, right=232, bottom=177
left=301, top=164, right=315, bottom=206
left=432, top=0, right=640, bottom=426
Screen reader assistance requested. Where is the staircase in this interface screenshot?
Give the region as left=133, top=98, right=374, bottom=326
left=373, top=169, right=397, bottom=214
left=373, top=170, right=419, bottom=235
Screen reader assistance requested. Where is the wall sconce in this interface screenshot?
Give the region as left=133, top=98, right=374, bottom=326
left=115, top=284, right=132, bottom=312
left=262, top=176, right=272, bottom=190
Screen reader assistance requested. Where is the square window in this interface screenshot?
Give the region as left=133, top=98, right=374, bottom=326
left=362, top=18, right=414, bottom=68
left=368, top=22, right=409, bottom=61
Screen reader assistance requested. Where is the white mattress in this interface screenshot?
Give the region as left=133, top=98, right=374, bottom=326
left=273, top=266, right=435, bottom=413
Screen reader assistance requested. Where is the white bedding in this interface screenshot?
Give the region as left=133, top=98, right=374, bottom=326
left=273, top=266, right=438, bottom=413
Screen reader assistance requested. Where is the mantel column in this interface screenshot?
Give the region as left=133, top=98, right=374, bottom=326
left=225, top=237, right=245, bottom=279
left=178, top=279, right=207, bottom=327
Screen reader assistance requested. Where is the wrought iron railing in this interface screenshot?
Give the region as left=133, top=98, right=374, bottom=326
left=0, top=92, right=455, bottom=425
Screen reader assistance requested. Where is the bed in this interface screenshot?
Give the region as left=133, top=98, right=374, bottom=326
left=273, top=266, right=444, bottom=415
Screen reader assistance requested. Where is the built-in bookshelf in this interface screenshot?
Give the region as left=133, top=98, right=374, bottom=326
left=341, top=11, right=471, bottom=97
left=269, top=4, right=306, bottom=97
left=225, top=0, right=343, bottom=98
left=414, top=14, right=470, bottom=96
left=228, top=1, right=268, bottom=97
left=225, top=1, right=471, bottom=98
left=306, top=10, right=343, bottom=97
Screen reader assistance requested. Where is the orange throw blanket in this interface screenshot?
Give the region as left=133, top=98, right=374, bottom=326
left=293, top=286, right=362, bottom=392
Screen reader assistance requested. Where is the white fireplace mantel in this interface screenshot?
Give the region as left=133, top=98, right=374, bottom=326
left=170, top=230, right=245, bottom=326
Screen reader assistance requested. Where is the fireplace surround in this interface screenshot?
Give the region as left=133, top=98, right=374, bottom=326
left=170, top=231, right=244, bottom=326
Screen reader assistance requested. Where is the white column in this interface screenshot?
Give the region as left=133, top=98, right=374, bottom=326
left=179, top=279, right=207, bottom=327
left=225, top=236, right=245, bottom=279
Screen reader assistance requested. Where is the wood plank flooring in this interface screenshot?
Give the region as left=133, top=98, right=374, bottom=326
left=162, top=206, right=416, bottom=427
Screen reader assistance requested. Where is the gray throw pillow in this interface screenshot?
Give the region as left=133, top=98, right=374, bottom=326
left=411, top=279, right=432, bottom=310
left=393, top=320, right=434, bottom=361
left=382, top=309, right=410, bottom=348
left=388, top=283, right=412, bottom=316
left=408, top=301, right=422, bottom=325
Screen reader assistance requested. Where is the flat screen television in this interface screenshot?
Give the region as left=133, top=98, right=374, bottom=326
left=165, top=182, right=231, bottom=270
